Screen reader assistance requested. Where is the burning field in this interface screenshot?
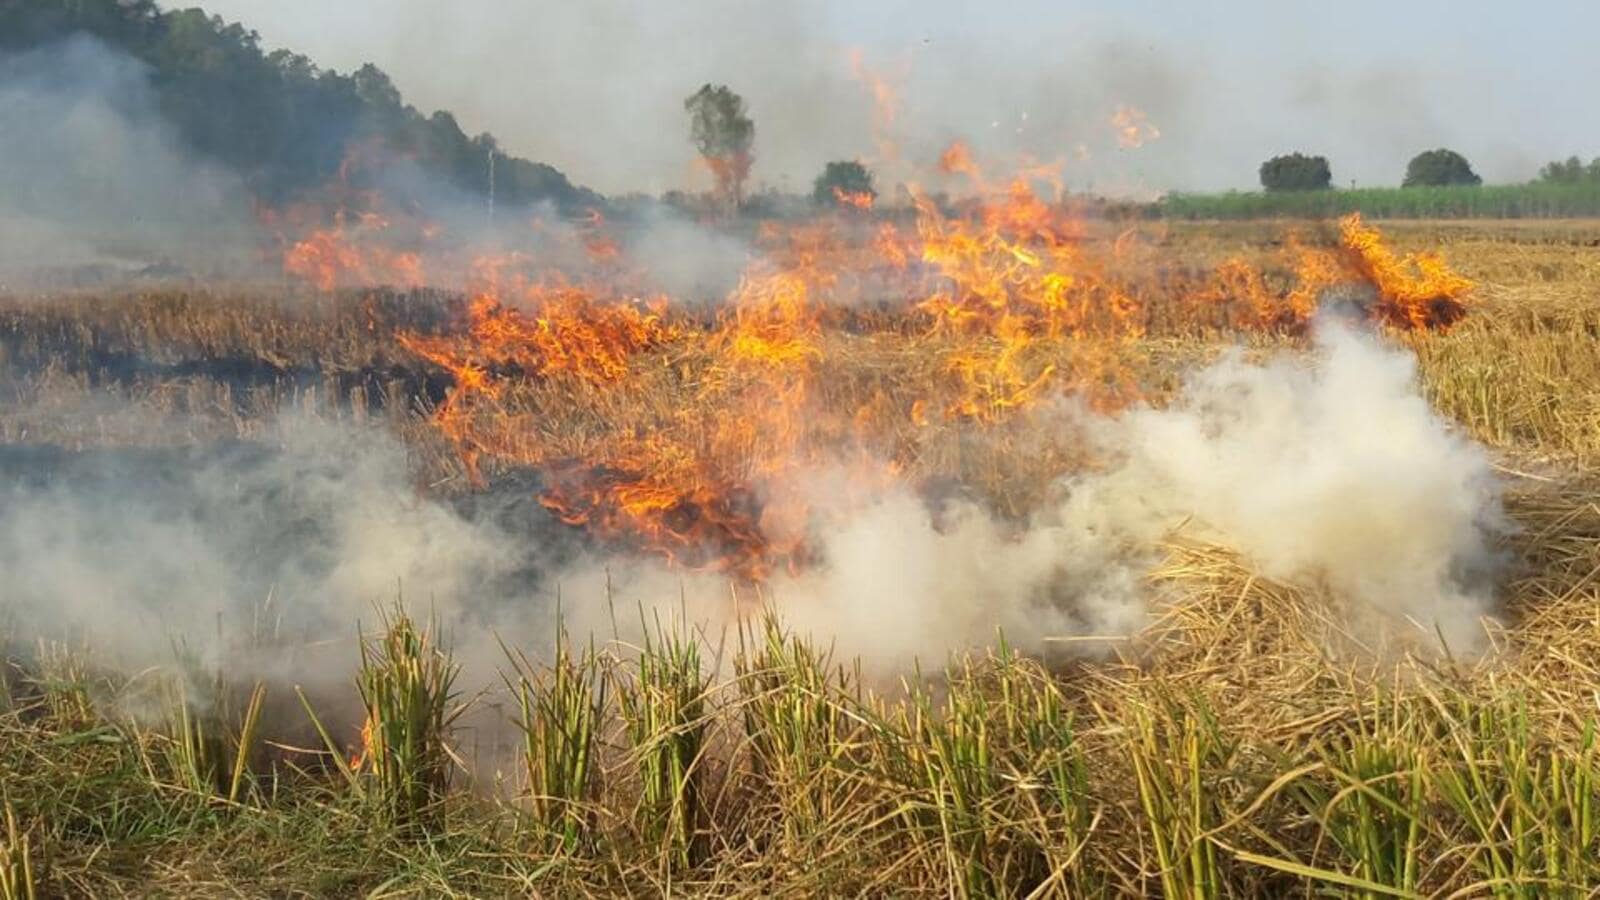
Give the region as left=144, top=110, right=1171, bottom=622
left=0, top=35, right=1593, bottom=883
left=3, top=151, right=1600, bottom=895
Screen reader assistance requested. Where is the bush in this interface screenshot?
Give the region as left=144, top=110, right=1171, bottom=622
left=1259, top=153, right=1332, bottom=192
left=1403, top=149, right=1481, bottom=187
left=812, top=160, right=877, bottom=208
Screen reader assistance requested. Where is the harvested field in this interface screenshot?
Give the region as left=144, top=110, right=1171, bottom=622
left=1, top=213, right=1598, bottom=897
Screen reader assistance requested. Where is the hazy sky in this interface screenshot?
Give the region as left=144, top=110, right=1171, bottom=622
left=195, top=0, right=1600, bottom=197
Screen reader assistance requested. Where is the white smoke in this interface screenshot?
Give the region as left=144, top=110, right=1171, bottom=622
left=1095, top=320, right=1504, bottom=651
left=0, top=36, right=264, bottom=282
left=0, top=416, right=534, bottom=692
left=0, top=321, right=1504, bottom=689
left=619, top=209, right=754, bottom=303
left=568, top=319, right=1505, bottom=669
left=771, top=488, right=1149, bottom=672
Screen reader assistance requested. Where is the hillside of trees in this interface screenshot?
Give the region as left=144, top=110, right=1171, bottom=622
left=0, top=0, right=600, bottom=213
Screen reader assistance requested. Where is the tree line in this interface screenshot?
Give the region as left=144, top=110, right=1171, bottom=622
left=1156, top=148, right=1600, bottom=219
left=1257, top=148, right=1600, bottom=193
left=1257, top=149, right=1487, bottom=191
left=7, top=2, right=1594, bottom=223
left=1, top=0, right=600, bottom=213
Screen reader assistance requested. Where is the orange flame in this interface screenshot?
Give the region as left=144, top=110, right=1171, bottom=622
left=1109, top=105, right=1161, bottom=149
left=350, top=715, right=373, bottom=772
left=383, top=159, right=1471, bottom=579
left=832, top=186, right=876, bottom=210
left=1337, top=213, right=1472, bottom=330
left=939, top=141, right=981, bottom=181
left=282, top=212, right=426, bottom=291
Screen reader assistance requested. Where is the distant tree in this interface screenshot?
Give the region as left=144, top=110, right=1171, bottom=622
left=351, top=63, right=403, bottom=114
left=684, top=84, right=755, bottom=208
left=812, top=160, right=876, bottom=208
left=1403, top=149, right=1481, bottom=187
left=1537, top=156, right=1600, bottom=185
left=1259, top=153, right=1332, bottom=191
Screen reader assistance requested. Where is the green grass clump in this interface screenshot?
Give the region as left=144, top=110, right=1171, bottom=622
left=301, top=607, right=462, bottom=834
left=860, top=640, right=1097, bottom=898
left=504, top=626, right=603, bottom=854
left=1277, top=696, right=1433, bottom=898
left=355, top=610, right=462, bottom=831
left=1433, top=693, right=1600, bottom=897
left=617, top=614, right=714, bottom=873
left=32, top=640, right=95, bottom=730
left=735, top=616, right=858, bottom=855
left=147, top=675, right=266, bottom=806
left=1128, top=690, right=1236, bottom=898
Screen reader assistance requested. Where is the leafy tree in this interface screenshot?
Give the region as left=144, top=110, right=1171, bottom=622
left=1537, top=156, right=1600, bottom=185
left=351, top=63, right=402, bottom=113
left=1403, top=149, right=1481, bottom=187
left=812, top=160, right=876, bottom=208
left=1259, top=153, right=1332, bottom=191
left=684, top=83, right=754, bottom=208
left=0, top=0, right=162, bottom=51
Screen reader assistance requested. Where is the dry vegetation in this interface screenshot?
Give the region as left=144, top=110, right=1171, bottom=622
left=1, top=219, right=1599, bottom=897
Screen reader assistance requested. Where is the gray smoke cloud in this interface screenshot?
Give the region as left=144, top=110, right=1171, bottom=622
left=0, top=415, right=549, bottom=695
left=0, top=34, right=755, bottom=293
left=190, top=0, right=1208, bottom=198
left=0, top=36, right=265, bottom=283
left=551, top=319, right=1507, bottom=671
left=0, top=321, right=1504, bottom=694
left=194, top=0, right=1599, bottom=195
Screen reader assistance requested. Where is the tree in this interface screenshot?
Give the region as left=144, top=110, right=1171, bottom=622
left=1537, top=156, right=1600, bottom=185
left=812, top=160, right=876, bottom=208
left=1403, top=149, right=1481, bottom=187
left=351, top=63, right=403, bottom=114
left=684, top=84, right=754, bottom=208
left=1259, top=153, right=1331, bottom=191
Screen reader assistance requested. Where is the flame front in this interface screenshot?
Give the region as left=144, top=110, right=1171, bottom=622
left=282, top=212, right=426, bottom=292
left=273, top=156, right=1473, bottom=581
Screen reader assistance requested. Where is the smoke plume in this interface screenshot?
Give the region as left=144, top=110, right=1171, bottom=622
left=194, top=0, right=1594, bottom=193
left=1093, top=319, right=1504, bottom=650
left=0, top=322, right=1503, bottom=689
left=0, top=36, right=264, bottom=282
left=555, top=319, right=1506, bottom=669
left=0, top=416, right=541, bottom=693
